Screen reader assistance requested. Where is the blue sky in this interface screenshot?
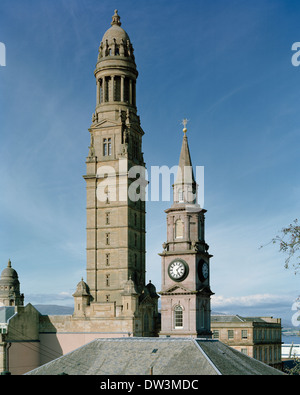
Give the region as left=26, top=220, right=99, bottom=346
left=0, top=0, right=300, bottom=326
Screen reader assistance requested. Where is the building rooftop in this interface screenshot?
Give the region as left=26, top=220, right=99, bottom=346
left=0, top=306, right=15, bottom=323
left=25, top=337, right=285, bottom=375
left=211, top=314, right=281, bottom=324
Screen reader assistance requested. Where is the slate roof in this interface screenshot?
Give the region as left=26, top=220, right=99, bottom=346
left=0, top=306, right=16, bottom=323
left=25, top=337, right=285, bottom=375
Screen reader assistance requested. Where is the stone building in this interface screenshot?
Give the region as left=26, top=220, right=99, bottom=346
left=159, top=126, right=213, bottom=338
left=211, top=314, right=283, bottom=370
left=0, top=10, right=159, bottom=375
left=0, top=10, right=285, bottom=376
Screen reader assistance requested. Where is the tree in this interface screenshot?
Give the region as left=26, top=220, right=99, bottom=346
left=267, top=219, right=300, bottom=274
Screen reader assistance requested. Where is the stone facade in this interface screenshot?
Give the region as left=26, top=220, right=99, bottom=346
left=77, top=9, right=159, bottom=334
left=211, top=315, right=283, bottom=370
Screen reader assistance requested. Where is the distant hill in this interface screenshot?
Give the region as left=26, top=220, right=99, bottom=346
left=34, top=304, right=74, bottom=315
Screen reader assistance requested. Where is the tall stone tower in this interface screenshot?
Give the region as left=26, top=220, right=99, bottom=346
left=159, top=124, right=213, bottom=338
left=76, top=10, right=159, bottom=336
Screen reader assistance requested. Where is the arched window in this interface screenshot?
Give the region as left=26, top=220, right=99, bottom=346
left=175, top=219, right=184, bottom=239
left=174, top=305, right=183, bottom=329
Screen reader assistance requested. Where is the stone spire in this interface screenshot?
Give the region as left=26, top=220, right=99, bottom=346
left=176, top=121, right=195, bottom=184
left=173, top=120, right=197, bottom=204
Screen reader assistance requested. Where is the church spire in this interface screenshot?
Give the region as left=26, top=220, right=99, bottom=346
left=173, top=120, right=197, bottom=204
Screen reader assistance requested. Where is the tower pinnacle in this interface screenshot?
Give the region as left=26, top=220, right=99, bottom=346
left=111, top=9, right=121, bottom=26
left=181, top=118, right=189, bottom=134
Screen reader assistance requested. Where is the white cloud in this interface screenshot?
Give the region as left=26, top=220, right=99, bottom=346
left=211, top=293, right=296, bottom=308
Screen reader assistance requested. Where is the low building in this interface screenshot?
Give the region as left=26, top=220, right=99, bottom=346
left=211, top=315, right=283, bottom=371
left=25, top=337, right=285, bottom=375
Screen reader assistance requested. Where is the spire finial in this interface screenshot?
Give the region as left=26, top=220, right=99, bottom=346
left=8, top=259, right=11, bottom=268
left=111, top=9, right=121, bottom=26
left=181, top=118, right=189, bottom=135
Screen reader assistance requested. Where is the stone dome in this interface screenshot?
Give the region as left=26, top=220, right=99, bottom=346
left=0, top=259, right=23, bottom=307
left=0, top=259, right=19, bottom=283
left=73, top=278, right=90, bottom=297
left=146, top=281, right=158, bottom=298
left=102, top=24, right=130, bottom=46
left=102, top=9, right=130, bottom=43
left=97, top=10, right=135, bottom=63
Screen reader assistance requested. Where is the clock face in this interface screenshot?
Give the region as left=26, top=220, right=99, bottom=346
left=168, top=260, right=188, bottom=282
left=202, top=262, right=209, bottom=279
left=198, top=260, right=209, bottom=281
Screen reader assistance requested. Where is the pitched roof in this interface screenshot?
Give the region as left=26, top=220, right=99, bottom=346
left=25, top=337, right=285, bottom=376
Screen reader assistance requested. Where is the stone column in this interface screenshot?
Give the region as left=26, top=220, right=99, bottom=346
left=111, top=76, right=115, bottom=102
left=96, top=79, right=100, bottom=105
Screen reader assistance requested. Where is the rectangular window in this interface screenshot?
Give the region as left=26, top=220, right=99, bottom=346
left=106, top=274, right=110, bottom=286
left=106, top=233, right=110, bottom=245
left=114, top=76, right=121, bottom=101
left=241, top=330, right=248, bottom=339
left=174, top=305, right=183, bottom=329
left=228, top=330, right=234, bottom=340
left=254, top=348, right=257, bottom=359
left=108, top=138, right=112, bottom=155
left=106, top=212, right=110, bottom=225
left=264, top=347, right=268, bottom=362
left=104, top=77, right=109, bottom=102
left=106, top=253, right=110, bottom=266
left=241, top=348, right=248, bottom=355
left=213, top=330, right=219, bottom=339
left=103, top=139, right=107, bottom=156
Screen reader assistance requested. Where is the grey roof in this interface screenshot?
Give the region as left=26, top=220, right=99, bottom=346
left=25, top=337, right=285, bottom=376
left=211, top=314, right=279, bottom=324
left=0, top=306, right=16, bottom=323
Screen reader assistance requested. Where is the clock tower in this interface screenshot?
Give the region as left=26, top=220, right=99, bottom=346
left=159, top=123, right=213, bottom=338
